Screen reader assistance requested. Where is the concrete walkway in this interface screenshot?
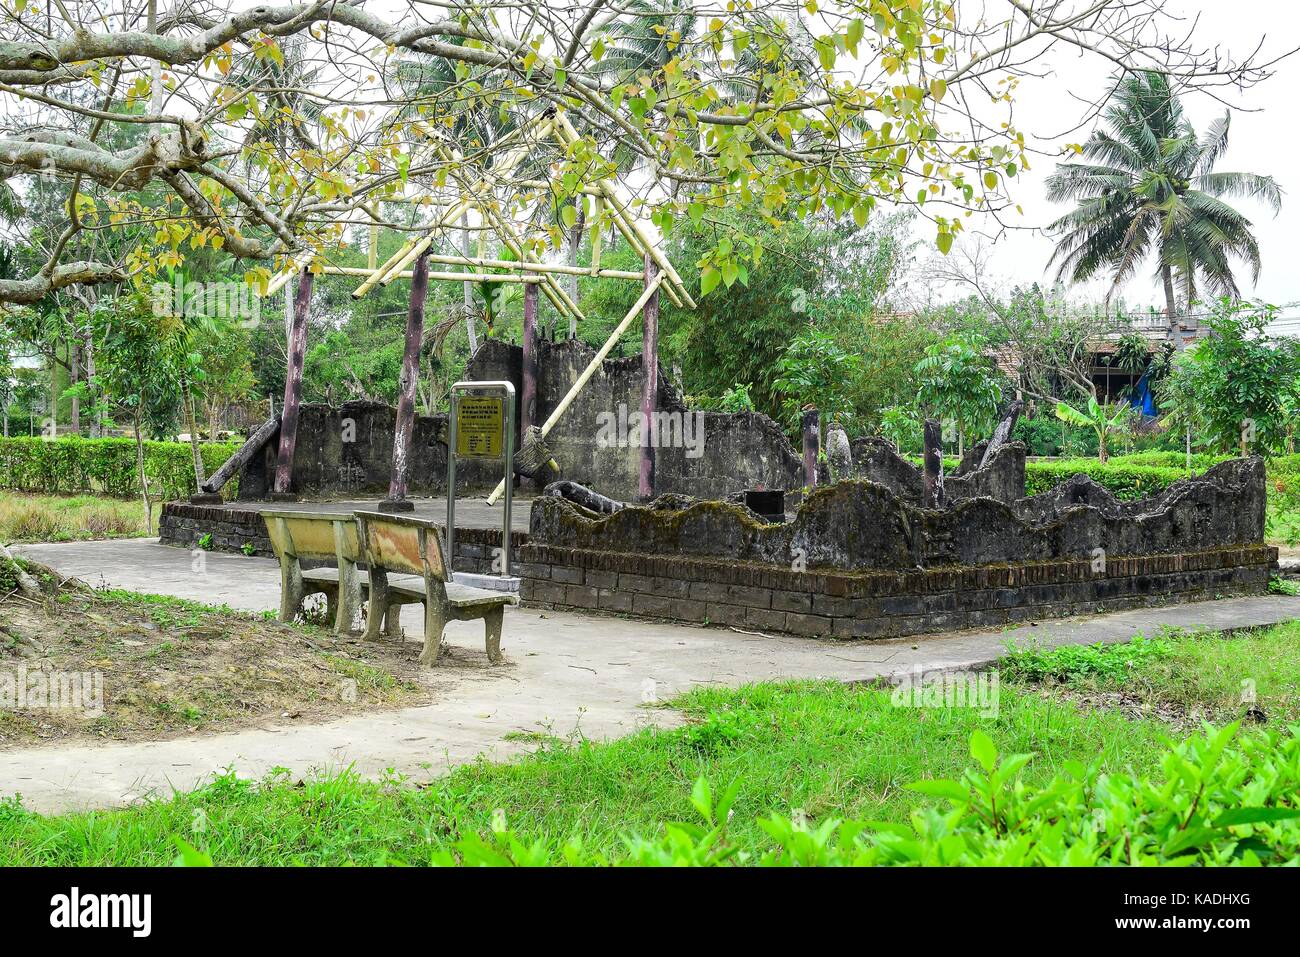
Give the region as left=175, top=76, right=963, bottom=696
left=8, top=538, right=1300, bottom=814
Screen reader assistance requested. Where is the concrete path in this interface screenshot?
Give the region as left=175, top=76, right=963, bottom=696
left=7, top=538, right=1300, bottom=814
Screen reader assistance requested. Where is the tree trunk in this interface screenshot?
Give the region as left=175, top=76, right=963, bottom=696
left=922, top=418, right=943, bottom=508
left=273, top=269, right=313, bottom=496
left=84, top=324, right=99, bottom=437
left=1161, top=264, right=1180, bottom=348
left=521, top=281, right=539, bottom=434
left=69, top=338, right=80, bottom=435
left=184, top=379, right=206, bottom=488
left=384, top=253, right=429, bottom=507
left=134, top=406, right=152, bottom=536
left=461, top=213, right=478, bottom=352
left=639, top=254, right=660, bottom=500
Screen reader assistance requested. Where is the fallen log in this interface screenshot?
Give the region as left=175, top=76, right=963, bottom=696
left=201, top=414, right=281, bottom=494
left=544, top=480, right=625, bottom=514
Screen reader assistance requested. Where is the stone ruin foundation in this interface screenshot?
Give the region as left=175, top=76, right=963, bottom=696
left=516, top=453, right=1275, bottom=639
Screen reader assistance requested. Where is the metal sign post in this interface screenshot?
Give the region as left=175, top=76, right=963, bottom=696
left=448, top=380, right=515, bottom=580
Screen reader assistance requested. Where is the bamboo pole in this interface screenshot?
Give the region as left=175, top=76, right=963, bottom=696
left=423, top=252, right=641, bottom=280
left=485, top=273, right=664, bottom=505
left=265, top=249, right=315, bottom=298
left=589, top=196, right=604, bottom=276
left=552, top=113, right=696, bottom=309
left=431, top=137, right=582, bottom=323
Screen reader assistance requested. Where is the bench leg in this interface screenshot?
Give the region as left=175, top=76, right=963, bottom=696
left=384, top=602, right=404, bottom=638
left=279, top=559, right=304, bottom=623
left=484, top=606, right=504, bottom=664
left=418, top=602, right=448, bottom=667
left=323, top=585, right=339, bottom=626
left=363, top=570, right=389, bottom=641
left=335, top=559, right=361, bottom=634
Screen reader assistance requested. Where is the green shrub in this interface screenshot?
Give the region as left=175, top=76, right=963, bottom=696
left=1024, top=459, right=1190, bottom=499
left=419, top=725, right=1300, bottom=866
left=0, top=437, right=239, bottom=500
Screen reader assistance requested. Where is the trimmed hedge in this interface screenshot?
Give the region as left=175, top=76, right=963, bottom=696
left=1024, top=459, right=1191, bottom=500
left=0, top=437, right=240, bottom=500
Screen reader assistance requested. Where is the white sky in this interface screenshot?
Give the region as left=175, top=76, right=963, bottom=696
left=935, top=0, right=1300, bottom=325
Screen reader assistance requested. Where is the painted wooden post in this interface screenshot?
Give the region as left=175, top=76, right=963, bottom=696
left=801, top=406, right=820, bottom=489
left=639, top=254, right=660, bottom=501
left=521, top=280, right=539, bottom=434
left=923, top=418, right=943, bottom=509
left=272, top=268, right=313, bottom=499
left=380, top=252, right=429, bottom=512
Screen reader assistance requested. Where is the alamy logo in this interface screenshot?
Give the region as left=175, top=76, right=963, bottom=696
left=1, top=667, right=103, bottom=717
left=595, top=403, right=706, bottom=458
left=50, top=887, right=152, bottom=937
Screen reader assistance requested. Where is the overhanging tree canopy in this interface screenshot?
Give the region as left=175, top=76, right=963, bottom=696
left=0, top=0, right=1284, bottom=306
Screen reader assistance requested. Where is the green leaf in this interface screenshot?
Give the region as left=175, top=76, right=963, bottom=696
left=699, top=265, right=721, bottom=296
left=936, top=231, right=953, bottom=255
left=1214, top=807, right=1300, bottom=827
left=690, top=776, right=713, bottom=824
left=970, top=729, right=997, bottom=773
left=907, top=779, right=970, bottom=802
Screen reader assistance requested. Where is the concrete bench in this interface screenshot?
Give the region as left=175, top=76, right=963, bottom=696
left=354, top=510, right=517, bottom=667
left=263, top=510, right=379, bottom=635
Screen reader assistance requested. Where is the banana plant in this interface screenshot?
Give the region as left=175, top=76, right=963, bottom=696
left=1055, top=395, right=1132, bottom=464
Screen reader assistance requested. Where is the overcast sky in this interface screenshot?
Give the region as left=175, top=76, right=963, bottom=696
left=927, top=0, right=1300, bottom=322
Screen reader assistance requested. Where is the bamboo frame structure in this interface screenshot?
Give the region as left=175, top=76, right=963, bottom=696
left=247, top=108, right=694, bottom=507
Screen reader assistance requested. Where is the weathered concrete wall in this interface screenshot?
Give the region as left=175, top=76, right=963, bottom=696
left=518, top=542, right=1274, bottom=639
left=234, top=340, right=802, bottom=501
left=467, top=338, right=803, bottom=500
left=847, top=436, right=1026, bottom=505
left=235, top=400, right=500, bottom=499
left=528, top=458, right=1264, bottom=570
left=517, top=457, right=1273, bottom=637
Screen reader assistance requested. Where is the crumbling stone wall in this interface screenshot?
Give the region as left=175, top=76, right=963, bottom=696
left=518, top=457, right=1273, bottom=637
left=467, top=338, right=803, bottom=499
left=847, top=436, right=1026, bottom=505
left=235, top=400, right=500, bottom=499
left=233, top=340, right=803, bottom=500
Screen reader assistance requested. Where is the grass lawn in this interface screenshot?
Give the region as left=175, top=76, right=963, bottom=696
left=0, top=679, right=1177, bottom=865
left=0, top=492, right=149, bottom=543
left=3, top=596, right=1299, bottom=865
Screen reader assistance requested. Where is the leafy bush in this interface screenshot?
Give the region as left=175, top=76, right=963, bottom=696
left=0, top=437, right=239, bottom=500
left=1024, top=459, right=1189, bottom=499
left=415, top=726, right=1300, bottom=866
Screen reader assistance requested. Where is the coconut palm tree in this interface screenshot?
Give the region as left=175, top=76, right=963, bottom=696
left=1046, top=71, right=1281, bottom=334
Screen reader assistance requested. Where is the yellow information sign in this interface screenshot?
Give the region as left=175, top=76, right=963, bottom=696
left=455, top=395, right=505, bottom=458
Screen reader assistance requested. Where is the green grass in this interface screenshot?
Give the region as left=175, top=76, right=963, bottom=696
left=1002, top=622, right=1300, bottom=724
left=0, top=679, right=1173, bottom=865
left=0, top=491, right=148, bottom=543
left=4, top=605, right=1299, bottom=865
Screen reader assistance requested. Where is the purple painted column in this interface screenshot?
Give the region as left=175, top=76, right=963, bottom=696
left=801, top=405, right=819, bottom=489
left=639, top=255, right=660, bottom=501
left=521, top=280, right=538, bottom=434
left=272, top=267, right=313, bottom=498
left=380, top=252, right=429, bottom=512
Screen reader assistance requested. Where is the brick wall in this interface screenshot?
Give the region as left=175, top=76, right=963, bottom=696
left=158, top=501, right=526, bottom=574
left=517, top=542, right=1277, bottom=639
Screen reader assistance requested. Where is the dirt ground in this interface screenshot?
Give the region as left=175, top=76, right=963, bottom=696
left=0, top=560, right=509, bottom=748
